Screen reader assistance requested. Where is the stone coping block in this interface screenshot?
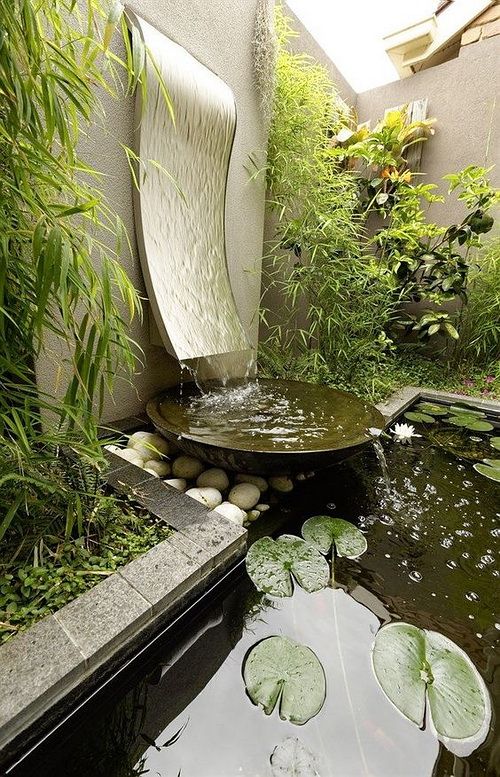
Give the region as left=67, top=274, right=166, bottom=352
left=0, top=445, right=246, bottom=758
left=54, top=573, right=152, bottom=663
left=0, top=615, right=85, bottom=744
left=376, top=385, right=500, bottom=424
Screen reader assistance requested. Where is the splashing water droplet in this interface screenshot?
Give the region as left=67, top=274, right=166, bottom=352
left=326, top=502, right=336, bottom=511
left=409, top=570, right=422, bottom=582
left=465, top=591, right=480, bottom=602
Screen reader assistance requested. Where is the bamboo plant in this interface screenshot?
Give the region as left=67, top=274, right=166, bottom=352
left=0, top=0, right=170, bottom=553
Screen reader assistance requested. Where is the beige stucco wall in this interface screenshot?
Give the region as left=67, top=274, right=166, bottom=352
left=356, top=36, right=500, bottom=226
left=36, top=0, right=267, bottom=422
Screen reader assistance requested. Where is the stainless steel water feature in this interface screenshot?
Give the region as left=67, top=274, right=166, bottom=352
left=131, top=14, right=385, bottom=471
left=129, top=12, right=253, bottom=379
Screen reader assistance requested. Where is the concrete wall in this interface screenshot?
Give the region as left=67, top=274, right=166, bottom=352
left=357, top=36, right=500, bottom=226
left=36, top=0, right=267, bottom=422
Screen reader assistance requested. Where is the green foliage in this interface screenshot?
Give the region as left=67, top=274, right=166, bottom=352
left=0, top=506, right=172, bottom=642
left=455, top=239, right=500, bottom=365
left=261, top=6, right=499, bottom=400
left=262, top=6, right=397, bottom=387
left=0, top=1, right=171, bottom=539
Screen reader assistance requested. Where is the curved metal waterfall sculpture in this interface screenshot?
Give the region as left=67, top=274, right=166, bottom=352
left=130, top=13, right=252, bottom=377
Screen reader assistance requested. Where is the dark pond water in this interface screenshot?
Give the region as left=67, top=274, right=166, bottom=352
left=12, top=427, right=500, bottom=777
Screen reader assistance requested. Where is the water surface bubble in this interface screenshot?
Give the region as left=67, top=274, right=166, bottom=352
left=409, top=570, right=422, bottom=582
left=326, top=502, right=336, bottom=511
left=465, top=591, right=480, bottom=602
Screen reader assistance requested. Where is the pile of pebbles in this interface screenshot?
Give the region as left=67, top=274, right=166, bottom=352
left=106, top=430, right=312, bottom=527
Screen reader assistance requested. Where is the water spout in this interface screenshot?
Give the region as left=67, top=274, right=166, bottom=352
left=368, top=428, right=391, bottom=493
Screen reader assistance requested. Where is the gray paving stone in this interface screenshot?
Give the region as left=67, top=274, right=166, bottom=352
left=54, top=573, right=151, bottom=664
left=119, top=538, right=202, bottom=613
left=136, top=476, right=209, bottom=528
left=186, top=510, right=247, bottom=560
left=376, top=386, right=422, bottom=423
left=105, top=461, right=155, bottom=494
left=0, top=615, right=84, bottom=736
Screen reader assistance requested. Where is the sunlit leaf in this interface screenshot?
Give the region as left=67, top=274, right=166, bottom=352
left=245, top=535, right=329, bottom=597
left=243, top=636, right=326, bottom=725
left=372, top=623, right=491, bottom=755
left=301, top=516, right=367, bottom=558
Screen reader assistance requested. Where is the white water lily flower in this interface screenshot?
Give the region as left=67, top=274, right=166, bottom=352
left=391, top=422, right=422, bottom=444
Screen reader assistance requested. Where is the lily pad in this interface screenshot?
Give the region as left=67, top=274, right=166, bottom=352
left=243, top=636, right=326, bottom=725
left=372, top=622, right=491, bottom=755
left=415, top=402, right=449, bottom=416
left=270, top=738, right=320, bottom=777
left=447, top=414, right=494, bottom=432
left=301, top=516, right=367, bottom=559
left=473, top=462, right=500, bottom=482
left=490, top=436, right=500, bottom=451
left=245, top=535, right=329, bottom=597
left=404, top=411, right=435, bottom=424
left=449, top=404, right=486, bottom=418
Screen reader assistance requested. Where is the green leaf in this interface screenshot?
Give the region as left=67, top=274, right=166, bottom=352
left=270, top=738, right=319, bottom=777
left=490, top=437, right=500, bottom=451
left=473, top=463, right=500, bottom=482
left=404, top=411, right=435, bottom=424
left=372, top=623, right=491, bottom=755
left=245, top=535, right=329, bottom=597
left=482, top=458, right=500, bottom=469
left=466, top=420, right=494, bottom=432
left=301, top=516, right=367, bottom=558
left=449, top=405, right=486, bottom=418
left=103, top=0, right=124, bottom=50
left=415, top=402, right=449, bottom=416
left=243, top=636, right=326, bottom=725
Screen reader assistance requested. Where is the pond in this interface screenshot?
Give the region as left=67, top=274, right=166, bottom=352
left=9, top=405, right=499, bottom=777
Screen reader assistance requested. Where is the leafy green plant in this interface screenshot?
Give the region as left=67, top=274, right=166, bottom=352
left=454, top=239, right=500, bottom=366
left=0, top=506, right=172, bottom=642
left=261, top=6, right=397, bottom=388
left=0, top=0, right=171, bottom=545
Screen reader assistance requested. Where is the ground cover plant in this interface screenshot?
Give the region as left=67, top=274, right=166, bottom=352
left=259, top=5, right=500, bottom=402
left=0, top=0, right=173, bottom=638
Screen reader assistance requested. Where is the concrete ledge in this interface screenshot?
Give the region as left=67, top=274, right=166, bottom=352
left=376, top=385, right=500, bottom=424
left=0, top=448, right=246, bottom=759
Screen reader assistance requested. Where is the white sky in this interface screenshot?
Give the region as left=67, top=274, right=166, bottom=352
left=286, top=0, right=439, bottom=92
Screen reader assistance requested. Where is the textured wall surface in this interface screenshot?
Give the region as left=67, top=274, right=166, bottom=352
left=35, top=0, right=267, bottom=422
left=357, top=36, right=500, bottom=226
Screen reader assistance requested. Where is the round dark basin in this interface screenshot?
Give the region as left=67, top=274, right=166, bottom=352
left=146, top=378, right=385, bottom=474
